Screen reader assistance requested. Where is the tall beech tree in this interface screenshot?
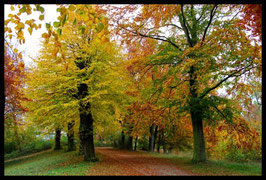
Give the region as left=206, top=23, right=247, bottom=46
left=110, top=4, right=261, bottom=162
left=22, top=5, right=128, bottom=161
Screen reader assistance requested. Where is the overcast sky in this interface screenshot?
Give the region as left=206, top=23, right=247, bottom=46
left=4, top=4, right=60, bottom=67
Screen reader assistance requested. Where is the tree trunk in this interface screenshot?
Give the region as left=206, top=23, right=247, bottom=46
left=153, top=125, right=158, bottom=150
left=189, top=65, right=206, bottom=163
left=78, top=83, right=96, bottom=161
left=134, top=136, right=138, bottom=151
left=191, top=108, right=206, bottom=163
left=79, top=102, right=96, bottom=161
left=121, top=130, right=125, bottom=149
left=149, top=124, right=156, bottom=152
left=127, top=136, right=133, bottom=151
left=54, top=128, right=61, bottom=150
left=161, top=129, right=167, bottom=153
left=157, top=133, right=161, bottom=153
left=67, top=121, right=75, bottom=151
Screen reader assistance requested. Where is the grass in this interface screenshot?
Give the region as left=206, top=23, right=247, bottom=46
left=4, top=149, right=95, bottom=176
left=150, top=151, right=262, bottom=176
left=5, top=148, right=262, bottom=176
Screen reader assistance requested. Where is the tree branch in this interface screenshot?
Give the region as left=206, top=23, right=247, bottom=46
left=201, top=4, right=218, bottom=45
left=199, top=63, right=254, bottom=99
left=180, top=4, right=193, bottom=47
left=118, top=21, right=182, bottom=51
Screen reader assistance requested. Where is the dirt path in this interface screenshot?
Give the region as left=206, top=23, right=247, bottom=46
left=86, top=147, right=193, bottom=176
left=4, top=149, right=53, bottom=163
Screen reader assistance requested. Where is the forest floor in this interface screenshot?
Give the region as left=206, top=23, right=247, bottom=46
left=4, top=147, right=261, bottom=176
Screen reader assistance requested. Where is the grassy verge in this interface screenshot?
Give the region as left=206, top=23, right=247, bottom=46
left=4, top=150, right=95, bottom=176
left=150, top=151, right=262, bottom=176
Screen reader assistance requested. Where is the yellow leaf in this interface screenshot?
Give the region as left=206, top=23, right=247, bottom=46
left=42, top=33, right=48, bottom=39
left=39, top=15, right=44, bottom=21
left=8, top=34, right=12, bottom=40
left=10, top=6, right=15, bottom=11
left=19, top=22, right=25, bottom=29
left=68, top=5, right=76, bottom=11
left=52, top=48, right=59, bottom=58
left=14, top=48, right=18, bottom=53
left=18, top=52, right=22, bottom=59
left=18, top=62, right=25, bottom=70
left=28, top=27, right=32, bottom=35
left=26, top=9, right=32, bottom=15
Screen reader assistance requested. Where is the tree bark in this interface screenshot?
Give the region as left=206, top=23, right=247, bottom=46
left=127, top=135, right=133, bottom=151
left=191, top=109, right=206, bottom=163
left=78, top=83, right=96, bottom=161
left=161, top=129, right=167, bottom=154
left=79, top=105, right=96, bottom=161
left=120, top=130, right=125, bottom=149
left=153, top=125, right=158, bottom=150
left=134, top=136, right=138, bottom=151
left=189, top=65, right=206, bottom=163
left=54, top=128, right=61, bottom=150
left=67, top=121, right=75, bottom=151
left=149, top=124, right=156, bottom=152
left=157, top=133, right=161, bottom=153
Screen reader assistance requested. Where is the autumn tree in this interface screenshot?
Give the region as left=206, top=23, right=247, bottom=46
left=4, top=44, right=27, bottom=153
left=109, top=4, right=261, bottom=163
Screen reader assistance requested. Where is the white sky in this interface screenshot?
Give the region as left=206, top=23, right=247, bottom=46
left=4, top=4, right=60, bottom=67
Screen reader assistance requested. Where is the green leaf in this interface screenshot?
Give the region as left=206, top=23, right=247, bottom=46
left=73, top=18, right=77, bottom=25
left=37, top=6, right=45, bottom=13
left=78, top=10, right=84, bottom=15
left=53, top=22, right=60, bottom=28
left=19, top=6, right=26, bottom=13
left=56, top=8, right=61, bottom=12
left=57, top=28, right=62, bottom=36
left=78, top=25, right=85, bottom=34
left=61, top=15, right=67, bottom=26
left=96, top=22, right=104, bottom=32
left=46, top=23, right=51, bottom=29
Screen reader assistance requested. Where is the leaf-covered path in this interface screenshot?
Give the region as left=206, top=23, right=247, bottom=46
left=87, top=147, right=192, bottom=176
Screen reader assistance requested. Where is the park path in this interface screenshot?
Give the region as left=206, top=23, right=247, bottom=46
left=4, top=149, right=52, bottom=163
left=86, top=147, right=193, bottom=176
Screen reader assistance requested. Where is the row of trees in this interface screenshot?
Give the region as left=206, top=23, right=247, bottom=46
left=4, top=4, right=261, bottom=163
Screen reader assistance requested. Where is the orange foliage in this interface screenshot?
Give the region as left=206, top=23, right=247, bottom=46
left=238, top=4, right=262, bottom=41
left=4, top=46, right=28, bottom=113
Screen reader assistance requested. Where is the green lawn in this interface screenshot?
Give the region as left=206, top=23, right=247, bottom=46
left=150, top=152, right=262, bottom=176
left=4, top=150, right=94, bottom=176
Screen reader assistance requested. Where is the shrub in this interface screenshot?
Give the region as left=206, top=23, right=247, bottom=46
left=225, top=148, right=247, bottom=162
left=4, top=139, right=53, bottom=161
